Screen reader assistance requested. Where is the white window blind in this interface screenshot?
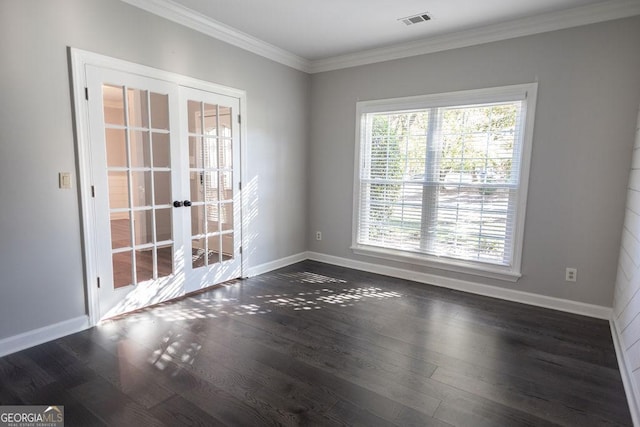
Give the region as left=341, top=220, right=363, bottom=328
left=353, top=84, right=537, bottom=279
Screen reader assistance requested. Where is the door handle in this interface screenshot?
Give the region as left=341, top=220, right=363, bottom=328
left=183, top=200, right=192, bottom=207
left=173, top=200, right=183, bottom=208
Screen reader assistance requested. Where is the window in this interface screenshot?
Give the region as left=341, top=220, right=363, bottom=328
left=353, top=84, right=537, bottom=280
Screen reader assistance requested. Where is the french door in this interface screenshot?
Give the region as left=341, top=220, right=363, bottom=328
left=86, top=65, right=242, bottom=319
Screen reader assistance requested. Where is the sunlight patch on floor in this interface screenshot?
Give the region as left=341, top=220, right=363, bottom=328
left=257, top=286, right=402, bottom=310
left=276, top=271, right=347, bottom=284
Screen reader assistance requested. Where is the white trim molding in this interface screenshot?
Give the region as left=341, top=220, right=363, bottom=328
left=120, top=0, right=312, bottom=73
left=0, top=316, right=90, bottom=358
left=245, top=252, right=308, bottom=278
left=244, top=250, right=613, bottom=320
left=310, top=0, right=640, bottom=73
left=610, top=319, right=640, bottom=426
left=307, top=251, right=613, bottom=320
left=120, top=0, right=640, bottom=74
left=0, top=251, right=306, bottom=357
left=0, top=252, right=614, bottom=357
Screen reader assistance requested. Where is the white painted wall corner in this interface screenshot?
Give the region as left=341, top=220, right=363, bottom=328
left=611, top=319, right=640, bottom=427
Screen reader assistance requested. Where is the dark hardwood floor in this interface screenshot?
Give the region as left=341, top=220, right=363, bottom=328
left=0, top=261, right=632, bottom=426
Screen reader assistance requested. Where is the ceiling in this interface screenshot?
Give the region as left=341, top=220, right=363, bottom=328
left=123, top=0, right=640, bottom=72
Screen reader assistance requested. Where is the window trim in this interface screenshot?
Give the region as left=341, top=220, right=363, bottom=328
left=351, top=83, right=538, bottom=281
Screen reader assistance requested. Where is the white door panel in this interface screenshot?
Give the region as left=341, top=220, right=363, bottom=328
left=85, top=66, right=241, bottom=319
left=180, top=87, right=242, bottom=293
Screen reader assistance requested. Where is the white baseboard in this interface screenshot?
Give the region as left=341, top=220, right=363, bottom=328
left=611, top=319, right=640, bottom=427
left=0, top=252, right=308, bottom=357
left=0, top=251, right=612, bottom=358
left=307, top=251, right=612, bottom=320
left=245, top=252, right=308, bottom=278
left=0, top=315, right=90, bottom=358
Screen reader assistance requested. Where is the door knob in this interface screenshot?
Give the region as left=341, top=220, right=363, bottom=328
left=183, top=200, right=192, bottom=207
left=173, top=200, right=183, bottom=208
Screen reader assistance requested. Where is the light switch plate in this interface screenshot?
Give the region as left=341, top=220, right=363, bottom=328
left=59, top=172, right=72, bottom=189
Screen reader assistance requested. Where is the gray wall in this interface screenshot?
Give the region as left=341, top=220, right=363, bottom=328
left=0, top=0, right=309, bottom=339
left=1, top=0, right=639, bottom=343
left=308, top=17, right=640, bottom=307
left=613, top=105, right=640, bottom=409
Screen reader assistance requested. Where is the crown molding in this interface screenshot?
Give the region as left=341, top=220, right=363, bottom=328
left=309, top=0, right=640, bottom=73
left=121, top=0, right=640, bottom=75
left=120, top=0, right=312, bottom=72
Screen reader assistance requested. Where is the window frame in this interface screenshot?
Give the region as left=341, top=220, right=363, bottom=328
left=351, top=83, right=538, bottom=282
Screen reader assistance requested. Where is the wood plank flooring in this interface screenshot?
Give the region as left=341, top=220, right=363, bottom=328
left=0, top=261, right=632, bottom=426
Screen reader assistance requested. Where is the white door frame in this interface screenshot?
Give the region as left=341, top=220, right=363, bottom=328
left=70, top=48, right=248, bottom=326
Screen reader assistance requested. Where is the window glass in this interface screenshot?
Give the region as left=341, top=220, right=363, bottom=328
left=354, top=84, right=536, bottom=278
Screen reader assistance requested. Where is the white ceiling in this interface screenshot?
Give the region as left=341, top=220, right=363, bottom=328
left=123, top=0, right=640, bottom=72
left=170, top=0, right=606, bottom=60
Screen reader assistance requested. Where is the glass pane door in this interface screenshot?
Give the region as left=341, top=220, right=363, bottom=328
left=102, top=84, right=174, bottom=287
left=186, top=100, right=235, bottom=269
left=85, top=62, right=242, bottom=320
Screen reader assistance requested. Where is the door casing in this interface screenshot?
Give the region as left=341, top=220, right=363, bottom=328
left=70, top=48, right=248, bottom=325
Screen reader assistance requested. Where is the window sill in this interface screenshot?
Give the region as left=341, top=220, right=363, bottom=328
left=351, top=245, right=521, bottom=282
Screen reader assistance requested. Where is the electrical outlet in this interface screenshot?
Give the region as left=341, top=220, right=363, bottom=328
left=565, top=268, right=577, bottom=282
left=316, top=231, right=322, bottom=241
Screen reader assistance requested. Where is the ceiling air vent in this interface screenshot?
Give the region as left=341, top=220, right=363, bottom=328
left=399, top=12, right=432, bottom=26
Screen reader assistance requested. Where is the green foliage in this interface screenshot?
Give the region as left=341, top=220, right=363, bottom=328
left=364, top=102, right=520, bottom=255
left=368, top=114, right=404, bottom=232
left=439, top=104, right=517, bottom=184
